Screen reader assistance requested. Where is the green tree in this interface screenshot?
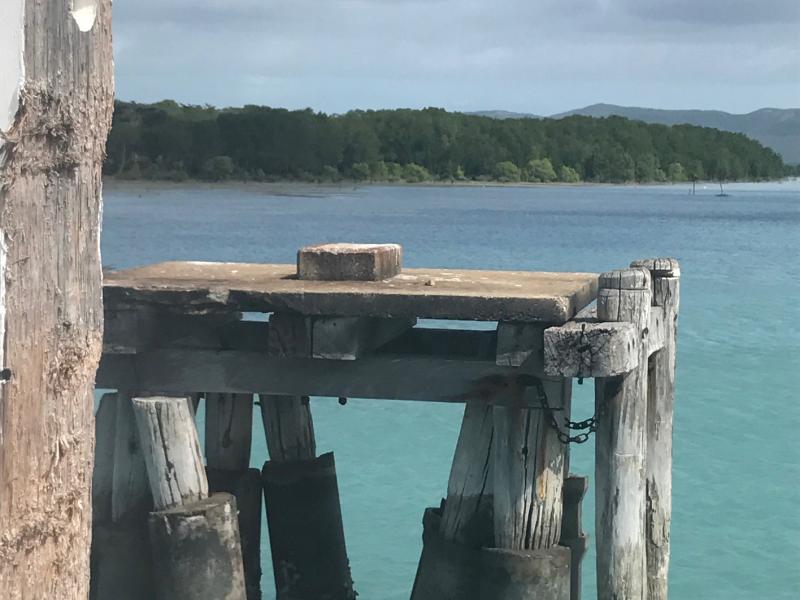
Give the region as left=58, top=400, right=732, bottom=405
left=350, top=162, right=371, bottom=181
left=635, top=154, right=659, bottom=182
left=526, top=158, right=557, bottom=182
left=494, top=161, right=521, bottom=182
left=402, top=163, right=431, bottom=182
left=558, top=165, right=581, bottom=183
left=201, top=155, right=234, bottom=181
left=666, top=162, right=687, bottom=182
left=320, top=165, right=340, bottom=182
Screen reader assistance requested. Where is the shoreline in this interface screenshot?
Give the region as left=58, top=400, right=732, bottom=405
left=103, top=177, right=796, bottom=194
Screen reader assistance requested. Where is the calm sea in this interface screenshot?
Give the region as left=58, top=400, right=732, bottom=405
left=101, top=181, right=800, bottom=600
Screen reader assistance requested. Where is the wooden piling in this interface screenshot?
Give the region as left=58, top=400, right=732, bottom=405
left=410, top=402, right=494, bottom=600
left=262, top=452, right=355, bottom=600
left=493, top=323, right=571, bottom=552
left=632, top=258, right=680, bottom=600
left=259, top=394, right=316, bottom=461
left=90, top=393, right=156, bottom=600
left=132, top=395, right=246, bottom=600
left=207, top=468, right=263, bottom=600
left=111, top=391, right=152, bottom=521
left=205, top=392, right=253, bottom=471
left=261, top=312, right=354, bottom=599
left=132, top=395, right=208, bottom=509
left=205, top=392, right=262, bottom=600
left=441, top=402, right=495, bottom=547
left=559, top=475, right=589, bottom=600
left=594, top=268, right=651, bottom=600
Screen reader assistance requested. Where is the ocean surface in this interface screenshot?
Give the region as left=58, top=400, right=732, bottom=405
left=101, top=181, right=800, bottom=600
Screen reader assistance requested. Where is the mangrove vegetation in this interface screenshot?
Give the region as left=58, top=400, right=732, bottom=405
left=105, top=100, right=793, bottom=184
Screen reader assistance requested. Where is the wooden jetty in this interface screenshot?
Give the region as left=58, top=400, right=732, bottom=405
left=90, top=243, right=680, bottom=600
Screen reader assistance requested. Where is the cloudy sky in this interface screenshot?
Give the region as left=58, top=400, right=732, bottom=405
left=114, top=0, right=800, bottom=115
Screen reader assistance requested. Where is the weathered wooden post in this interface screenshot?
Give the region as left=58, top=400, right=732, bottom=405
left=594, top=268, right=651, bottom=600
left=260, top=322, right=354, bottom=600
left=631, top=258, right=680, bottom=600
left=487, top=322, right=572, bottom=599
left=410, top=402, right=494, bottom=599
left=90, top=392, right=156, bottom=600
left=0, top=0, right=113, bottom=596
left=205, top=392, right=263, bottom=600
left=132, top=395, right=247, bottom=600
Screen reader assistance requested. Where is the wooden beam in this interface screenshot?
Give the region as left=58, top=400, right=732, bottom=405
left=543, top=321, right=639, bottom=378
left=267, top=312, right=416, bottom=360
left=312, top=316, right=416, bottom=360
left=594, top=268, right=651, bottom=600
left=97, top=350, right=562, bottom=407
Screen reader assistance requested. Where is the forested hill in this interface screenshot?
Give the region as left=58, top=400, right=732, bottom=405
left=553, top=104, right=800, bottom=165
left=105, top=100, right=791, bottom=184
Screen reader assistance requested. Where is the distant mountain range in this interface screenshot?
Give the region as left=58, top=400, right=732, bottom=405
left=469, top=104, right=800, bottom=164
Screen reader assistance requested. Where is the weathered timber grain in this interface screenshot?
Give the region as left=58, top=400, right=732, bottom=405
left=207, top=468, right=263, bottom=600
left=103, top=261, right=598, bottom=323
left=312, top=316, right=416, bottom=359
left=103, top=308, right=158, bottom=354
left=560, top=475, right=589, bottom=600
left=97, top=350, right=559, bottom=406
left=103, top=309, right=246, bottom=354
left=297, top=242, right=403, bottom=281
left=111, top=391, right=152, bottom=522
left=543, top=320, right=639, bottom=378
left=493, top=323, right=571, bottom=551
left=149, top=493, right=247, bottom=600
left=594, top=268, right=651, bottom=600
left=496, top=321, right=545, bottom=368
left=92, top=393, right=156, bottom=600
left=262, top=313, right=318, bottom=462
left=268, top=312, right=415, bottom=360
left=479, top=546, right=571, bottom=600
left=440, top=402, right=495, bottom=546
left=205, top=393, right=253, bottom=471
left=0, top=1, right=113, bottom=596
left=131, top=396, right=208, bottom=510
left=259, top=395, right=316, bottom=461
left=90, top=521, right=155, bottom=600
left=632, top=259, right=680, bottom=600
left=92, top=393, right=117, bottom=524
left=411, top=506, right=482, bottom=600
left=262, top=453, right=355, bottom=600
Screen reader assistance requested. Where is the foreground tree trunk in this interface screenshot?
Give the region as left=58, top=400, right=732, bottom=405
left=0, top=1, right=113, bottom=598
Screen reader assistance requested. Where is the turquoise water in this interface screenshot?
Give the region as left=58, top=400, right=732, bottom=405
left=102, top=181, right=800, bottom=599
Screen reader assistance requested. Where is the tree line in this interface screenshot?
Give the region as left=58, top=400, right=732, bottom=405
left=105, top=100, right=794, bottom=184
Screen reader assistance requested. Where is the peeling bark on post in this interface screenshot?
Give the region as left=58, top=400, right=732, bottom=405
left=0, top=1, right=113, bottom=597
left=632, top=258, right=680, bottom=600
left=594, top=268, right=651, bottom=600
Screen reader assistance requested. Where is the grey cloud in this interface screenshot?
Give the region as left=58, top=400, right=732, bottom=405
left=112, top=0, right=800, bottom=114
